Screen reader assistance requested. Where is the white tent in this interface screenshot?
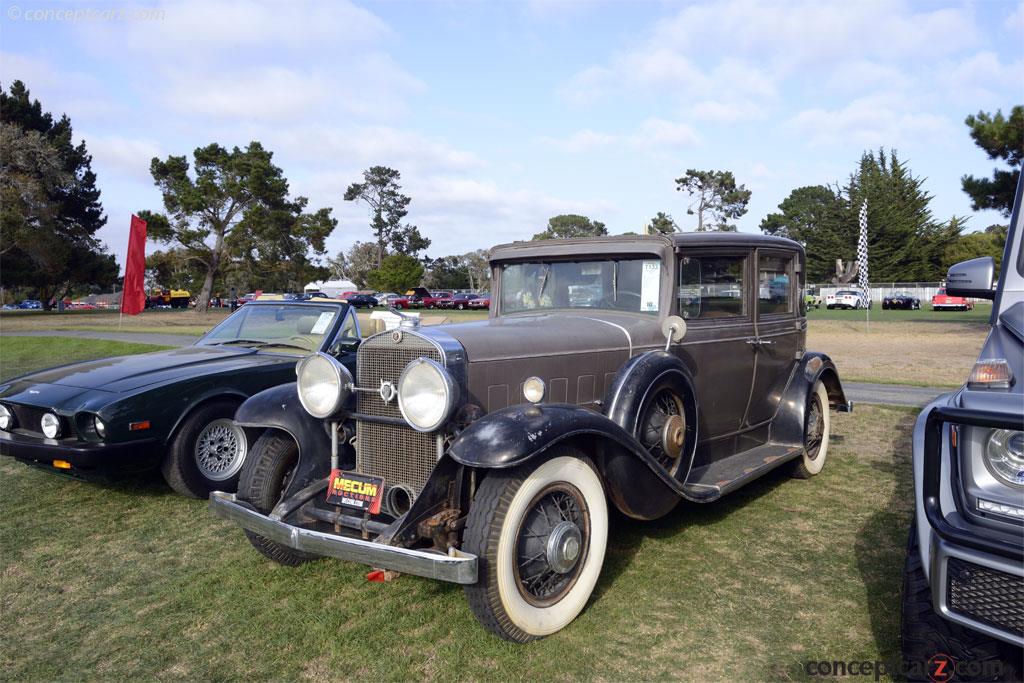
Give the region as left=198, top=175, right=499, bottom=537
left=304, top=279, right=356, bottom=297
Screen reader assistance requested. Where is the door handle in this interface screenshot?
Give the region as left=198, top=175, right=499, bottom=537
left=746, top=338, right=775, bottom=347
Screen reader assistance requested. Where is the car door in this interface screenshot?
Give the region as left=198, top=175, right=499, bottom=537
left=673, top=249, right=757, bottom=438
left=745, top=249, right=801, bottom=426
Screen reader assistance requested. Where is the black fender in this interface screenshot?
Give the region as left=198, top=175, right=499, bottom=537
left=602, top=351, right=699, bottom=519
left=234, top=382, right=354, bottom=498
left=768, top=352, right=849, bottom=448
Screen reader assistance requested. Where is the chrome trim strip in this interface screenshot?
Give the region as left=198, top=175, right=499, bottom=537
left=210, top=492, right=478, bottom=584
left=579, top=317, right=633, bottom=356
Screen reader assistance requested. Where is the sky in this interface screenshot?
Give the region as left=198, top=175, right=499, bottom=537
left=2, top=0, right=1022, bottom=272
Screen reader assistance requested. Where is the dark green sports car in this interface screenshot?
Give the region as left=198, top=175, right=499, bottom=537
left=0, top=301, right=360, bottom=497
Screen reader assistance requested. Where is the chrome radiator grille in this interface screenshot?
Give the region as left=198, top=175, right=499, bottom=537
left=355, top=332, right=443, bottom=493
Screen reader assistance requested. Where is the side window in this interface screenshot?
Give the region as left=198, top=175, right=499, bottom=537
left=758, top=254, right=793, bottom=316
left=678, top=255, right=746, bottom=319
left=338, top=310, right=359, bottom=340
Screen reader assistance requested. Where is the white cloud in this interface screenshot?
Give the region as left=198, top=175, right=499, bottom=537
left=1005, top=2, right=1024, bottom=32
left=631, top=118, right=701, bottom=148
left=80, top=133, right=163, bottom=183
left=539, top=129, right=616, bottom=153
left=943, top=51, right=1024, bottom=104
left=788, top=95, right=954, bottom=147
left=689, top=99, right=765, bottom=123
left=824, top=61, right=913, bottom=95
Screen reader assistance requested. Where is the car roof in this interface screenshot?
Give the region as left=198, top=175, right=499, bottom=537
left=489, top=232, right=802, bottom=262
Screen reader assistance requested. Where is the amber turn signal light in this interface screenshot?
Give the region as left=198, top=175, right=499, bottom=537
left=967, top=359, right=1013, bottom=390
left=129, top=420, right=151, bottom=431
left=52, top=460, right=72, bottom=469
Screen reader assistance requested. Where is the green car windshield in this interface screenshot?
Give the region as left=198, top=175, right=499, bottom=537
left=501, top=258, right=662, bottom=315
left=197, top=304, right=340, bottom=354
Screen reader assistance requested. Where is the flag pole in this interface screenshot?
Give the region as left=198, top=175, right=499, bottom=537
left=857, top=200, right=870, bottom=334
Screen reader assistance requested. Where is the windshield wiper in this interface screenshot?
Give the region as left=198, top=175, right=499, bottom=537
left=254, top=342, right=312, bottom=351
left=210, top=339, right=265, bottom=347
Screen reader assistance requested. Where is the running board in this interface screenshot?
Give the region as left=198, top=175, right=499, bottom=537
left=682, top=443, right=803, bottom=502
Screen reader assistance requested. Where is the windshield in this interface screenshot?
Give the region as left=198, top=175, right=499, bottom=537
left=501, top=258, right=661, bottom=315
left=837, top=290, right=858, bottom=296
left=197, top=304, right=342, bottom=354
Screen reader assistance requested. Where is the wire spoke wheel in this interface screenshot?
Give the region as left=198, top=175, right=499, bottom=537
left=638, top=388, right=686, bottom=475
left=805, top=392, right=824, bottom=460
left=194, top=418, right=247, bottom=481
left=513, top=484, right=590, bottom=607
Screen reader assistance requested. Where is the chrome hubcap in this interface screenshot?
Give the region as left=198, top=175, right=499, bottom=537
left=545, top=521, right=583, bottom=574
left=194, top=418, right=246, bottom=480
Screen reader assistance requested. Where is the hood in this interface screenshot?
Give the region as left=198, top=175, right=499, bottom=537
left=2, top=346, right=288, bottom=394
left=434, top=311, right=663, bottom=363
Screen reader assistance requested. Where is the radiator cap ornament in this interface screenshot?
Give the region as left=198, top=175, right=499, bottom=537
left=379, top=380, right=397, bottom=404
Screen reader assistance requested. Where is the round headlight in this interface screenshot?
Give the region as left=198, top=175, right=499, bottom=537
left=296, top=353, right=352, bottom=419
left=41, top=412, right=61, bottom=439
left=94, top=416, right=106, bottom=439
left=398, top=357, right=457, bottom=432
left=984, top=429, right=1024, bottom=488
left=523, top=376, right=546, bottom=404
left=0, top=404, right=12, bottom=431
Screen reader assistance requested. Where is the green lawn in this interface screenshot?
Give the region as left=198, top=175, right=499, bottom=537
left=0, top=336, right=174, bottom=381
left=807, top=303, right=991, bottom=323
left=0, top=336, right=918, bottom=681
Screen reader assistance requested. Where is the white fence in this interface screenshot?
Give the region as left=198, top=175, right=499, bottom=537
left=809, top=282, right=946, bottom=302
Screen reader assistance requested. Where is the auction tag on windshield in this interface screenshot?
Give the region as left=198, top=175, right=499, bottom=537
left=640, top=260, right=660, bottom=312
left=326, top=469, right=384, bottom=514
left=310, top=311, right=335, bottom=335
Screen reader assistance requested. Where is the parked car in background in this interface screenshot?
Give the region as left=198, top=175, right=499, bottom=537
left=882, top=292, right=921, bottom=310
left=467, top=293, right=490, bottom=310
left=344, top=293, right=378, bottom=309
left=408, top=288, right=450, bottom=309
left=146, top=288, right=190, bottom=309
left=436, top=293, right=479, bottom=310
left=826, top=289, right=871, bottom=309
left=0, top=301, right=360, bottom=498
left=901, top=179, right=1023, bottom=679
left=373, top=292, right=398, bottom=302
left=2, top=304, right=19, bottom=311
left=931, top=287, right=974, bottom=311
left=18, top=300, right=42, bottom=310
left=804, top=289, right=821, bottom=309
left=212, top=232, right=850, bottom=642
left=386, top=293, right=411, bottom=309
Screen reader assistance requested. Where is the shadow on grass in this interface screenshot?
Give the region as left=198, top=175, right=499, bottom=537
left=853, top=412, right=916, bottom=665
left=589, top=460, right=796, bottom=603
left=18, top=460, right=175, bottom=498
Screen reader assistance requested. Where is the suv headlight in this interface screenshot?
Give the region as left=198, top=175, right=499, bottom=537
left=984, top=429, right=1024, bottom=488
left=296, top=353, right=353, bottom=419
left=398, top=357, right=457, bottom=432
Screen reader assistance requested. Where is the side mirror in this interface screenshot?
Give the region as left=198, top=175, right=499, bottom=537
left=946, top=257, right=995, bottom=299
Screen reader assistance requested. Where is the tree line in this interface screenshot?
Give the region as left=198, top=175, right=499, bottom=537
left=1, top=77, right=1019, bottom=307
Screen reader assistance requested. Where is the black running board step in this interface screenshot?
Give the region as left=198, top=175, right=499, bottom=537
left=682, top=443, right=803, bottom=502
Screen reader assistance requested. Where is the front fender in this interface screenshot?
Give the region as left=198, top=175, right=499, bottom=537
left=235, top=382, right=352, bottom=497
left=447, top=403, right=700, bottom=504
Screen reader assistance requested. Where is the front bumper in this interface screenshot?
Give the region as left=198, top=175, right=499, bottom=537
left=921, top=406, right=1024, bottom=646
left=0, top=429, right=161, bottom=472
left=209, top=491, right=478, bottom=584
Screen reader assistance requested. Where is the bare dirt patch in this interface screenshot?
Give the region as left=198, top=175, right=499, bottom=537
left=808, top=320, right=988, bottom=387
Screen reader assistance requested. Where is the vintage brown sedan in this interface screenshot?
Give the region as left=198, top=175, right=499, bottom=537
left=211, top=233, right=850, bottom=641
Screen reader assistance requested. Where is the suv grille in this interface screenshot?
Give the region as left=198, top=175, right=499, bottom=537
left=947, top=557, right=1024, bottom=637
left=355, top=332, right=443, bottom=495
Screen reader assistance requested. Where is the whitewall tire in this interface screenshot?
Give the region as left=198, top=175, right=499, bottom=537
left=463, top=451, right=608, bottom=642
left=793, top=381, right=830, bottom=479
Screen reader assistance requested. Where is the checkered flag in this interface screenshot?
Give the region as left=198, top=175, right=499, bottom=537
left=857, top=200, right=869, bottom=302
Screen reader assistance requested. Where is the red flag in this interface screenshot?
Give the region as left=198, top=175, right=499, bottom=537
left=120, top=215, right=147, bottom=315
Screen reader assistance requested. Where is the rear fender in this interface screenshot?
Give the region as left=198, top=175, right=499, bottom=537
left=234, top=382, right=352, bottom=498
left=769, top=352, right=849, bottom=448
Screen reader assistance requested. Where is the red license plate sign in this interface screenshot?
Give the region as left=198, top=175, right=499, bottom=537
left=326, top=469, right=384, bottom=514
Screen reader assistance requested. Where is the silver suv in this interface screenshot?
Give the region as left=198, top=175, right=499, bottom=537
left=901, top=177, right=1023, bottom=680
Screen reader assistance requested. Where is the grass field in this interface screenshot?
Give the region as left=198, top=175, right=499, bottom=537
left=0, top=337, right=174, bottom=380
left=0, top=400, right=916, bottom=681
